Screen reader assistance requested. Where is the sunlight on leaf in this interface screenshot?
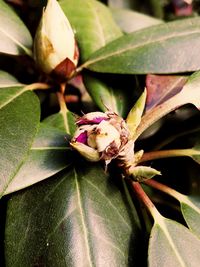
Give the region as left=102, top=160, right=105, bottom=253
left=5, top=164, right=144, bottom=266
left=180, top=70, right=200, bottom=110
left=180, top=196, right=200, bottom=239
left=4, top=122, right=72, bottom=195
left=0, top=86, right=40, bottom=197
left=0, top=71, right=23, bottom=87
left=0, top=0, right=32, bottom=56
left=84, top=17, right=200, bottom=74
left=149, top=216, right=200, bottom=267
left=111, top=8, right=162, bottom=33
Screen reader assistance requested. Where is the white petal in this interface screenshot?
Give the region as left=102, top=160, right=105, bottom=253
left=95, top=120, right=121, bottom=152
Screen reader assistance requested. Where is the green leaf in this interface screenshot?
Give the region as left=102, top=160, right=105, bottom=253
left=83, top=73, right=134, bottom=117
left=5, top=164, right=143, bottom=266
left=148, top=217, right=200, bottom=267
left=60, top=0, right=122, bottom=62
left=126, top=89, right=146, bottom=137
left=0, top=86, right=40, bottom=197
left=4, top=122, right=72, bottom=195
left=180, top=196, right=200, bottom=239
left=83, top=17, right=200, bottom=74
left=130, top=166, right=161, bottom=182
left=180, top=70, right=200, bottom=110
left=43, top=110, right=76, bottom=136
left=0, top=70, right=23, bottom=87
left=111, top=8, right=162, bottom=33
left=0, top=0, right=32, bottom=56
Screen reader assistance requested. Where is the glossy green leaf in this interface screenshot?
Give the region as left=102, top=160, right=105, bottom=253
left=83, top=74, right=134, bottom=117
left=60, top=0, right=122, bottom=62
left=4, top=122, right=72, bottom=195
left=5, top=163, right=143, bottom=266
left=180, top=196, right=200, bottom=239
left=0, top=70, right=23, bottom=87
left=111, top=8, right=162, bottom=33
left=0, top=86, right=40, bottom=197
left=148, top=217, right=200, bottom=267
left=0, top=0, right=32, bottom=56
left=84, top=17, right=200, bottom=74
left=43, top=110, right=76, bottom=136
left=144, top=180, right=200, bottom=240
left=126, top=89, right=146, bottom=137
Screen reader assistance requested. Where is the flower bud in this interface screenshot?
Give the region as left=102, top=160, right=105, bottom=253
left=70, top=111, right=130, bottom=162
left=33, top=0, right=79, bottom=80
left=70, top=110, right=161, bottom=181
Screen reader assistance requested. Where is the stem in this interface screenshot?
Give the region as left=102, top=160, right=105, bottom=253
left=133, top=93, right=187, bottom=141
left=24, top=83, right=50, bottom=91
left=132, top=181, right=161, bottom=221
left=140, top=148, right=196, bottom=162
left=60, top=82, right=66, bottom=94
left=57, top=91, right=68, bottom=112
left=145, top=179, right=186, bottom=202
left=56, top=91, right=70, bottom=134
left=146, top=179, right=200, bottom=217
left=75, top=65, right=84, bottom=75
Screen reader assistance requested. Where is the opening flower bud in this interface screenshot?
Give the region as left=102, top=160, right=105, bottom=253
left=70, top=111, right=161, bottom=180
left=33, top=0, right=79, bottom=80
left=70, top=111, right=130, bottom=162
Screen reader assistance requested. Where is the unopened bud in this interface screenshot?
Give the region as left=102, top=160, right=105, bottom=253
left=33, top=0, right=79, bottom=80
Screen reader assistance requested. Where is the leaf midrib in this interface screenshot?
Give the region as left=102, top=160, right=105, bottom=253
left=85, top=178, right=131, bottom=229
left=74, top=168, right=94, bottom=267
left=0, top=27, right=31, bottom=56
left=87, top=0, right=106, bottom=47
left=84, top=26, right=200, bottom=67
left=0, top=87, right=26, bottom=110
left=158, top=220, right=186, bottom=267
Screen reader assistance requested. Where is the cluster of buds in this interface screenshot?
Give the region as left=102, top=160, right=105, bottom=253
left=33, top=0, right=79, bottom=80
left=70, top=111, right=161, bottom=181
